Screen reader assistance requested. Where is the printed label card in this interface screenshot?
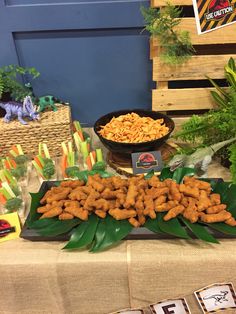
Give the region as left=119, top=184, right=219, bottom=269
left=0, top=212, right=21, bottom=243
left=109, top=309, right=144, bottom=314
left=150, top=298, right=191, bottom=314
left=192, top=0, right=236, bottom=34
left=194, top=283, right=236, bottom=313
left=131, top=151, right=163, bottom=175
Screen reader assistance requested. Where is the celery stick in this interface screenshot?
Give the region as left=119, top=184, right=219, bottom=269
left=43, top=143, right=50, bottom=159
left=68, top=141, right=73, bottom=153
left=74, top=120, right=82, bottom=131
left=61, top=142, right=68, bottom=155
left=89, top=152, right=95, bottom=166
left=0, top=170, right=6, bottom=182
left=3, top=169, right=17, bottom=185
left=9, top=149, right=17, bottom=158
left=2, top=182, right=16, bottom=198
left=38, top=143, right=42, bottom=155
left=96, top=148, right=103, bottom=162
left=73, top=133, right=81, bottom=152
left=71, top=151, right=75, bottom=166
left=17, top=144, right=24, bottom=155
left=80, top=141, right=89, bottom=159
left=0, top=187, right=12, bottom=200
left=32, top=161, right=43, bottom=175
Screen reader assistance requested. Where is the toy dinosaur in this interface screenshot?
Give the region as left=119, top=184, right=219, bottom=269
left=34, top=95, right=68, bottom=112
left=0, top=96, right=39, bottom=125
left=168, top=137, right=236, bottom=174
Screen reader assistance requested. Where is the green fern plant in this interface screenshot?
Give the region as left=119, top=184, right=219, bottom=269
left=0, top=65, right=39, bottom=101
left=175, top=57, right=236, bottom=182
left=141, top=2, right=195, bottom=64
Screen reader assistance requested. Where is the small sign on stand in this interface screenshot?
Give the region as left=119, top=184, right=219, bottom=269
left=131, top=151, right=163, bottom=175
left=192, top=0, right=236, bottom=34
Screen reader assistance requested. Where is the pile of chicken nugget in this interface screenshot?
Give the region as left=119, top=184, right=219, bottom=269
left=37, top=174, right=236, bottom=227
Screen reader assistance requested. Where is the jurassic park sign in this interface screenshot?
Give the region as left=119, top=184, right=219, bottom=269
left=192, top=0, right=236, bottom=34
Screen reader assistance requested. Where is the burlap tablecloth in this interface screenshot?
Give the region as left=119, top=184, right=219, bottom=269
left=1, top=238, right=236, bottom=314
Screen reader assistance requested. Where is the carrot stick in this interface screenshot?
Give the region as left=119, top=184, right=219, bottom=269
left=11, top=145, right=19, bottom=155
left=0, top=193, right=7, bottom=205
left=77, top=130, right=84, bottom=142
left=10, top=159, right=17, bottom=168
left=61, top=155, right=67, bottom=177
left=4, top=160, right=11, bottom=170
left=34, top=156, right=43, bottom=168
left=86, top=155, right=92, bottom=170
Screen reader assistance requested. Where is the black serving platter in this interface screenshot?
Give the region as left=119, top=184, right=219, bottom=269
left=20, top=179, right=236, bottom=242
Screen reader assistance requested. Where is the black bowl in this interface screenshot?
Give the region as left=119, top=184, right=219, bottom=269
left=94, top=109, right=175, bottom=156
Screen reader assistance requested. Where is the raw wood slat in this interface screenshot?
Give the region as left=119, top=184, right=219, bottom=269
left=152, top=18, right=236, bottom=47
left=153, top=88, right=218, bottom=111
left=153, top=54, right=236, bottom=81
left=151, top=0, right=192, bottom=6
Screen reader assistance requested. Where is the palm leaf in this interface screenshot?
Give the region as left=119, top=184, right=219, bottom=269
left=157, top=213, right=190, bottom=239
left=63, top=214, right=99, bottom=250
left=37, top=219, right=80, bottom=237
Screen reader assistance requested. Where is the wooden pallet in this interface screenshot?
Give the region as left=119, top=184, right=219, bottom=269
left=151, top=0, right=236, bottom=115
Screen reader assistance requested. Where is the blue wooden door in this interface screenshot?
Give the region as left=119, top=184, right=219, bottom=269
left=0, top=0, right=152, bottom=125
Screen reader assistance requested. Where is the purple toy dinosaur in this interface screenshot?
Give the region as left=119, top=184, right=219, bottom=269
left=0, top=96, right=40, bottom=125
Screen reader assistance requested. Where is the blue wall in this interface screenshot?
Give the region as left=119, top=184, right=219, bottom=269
left=0, top=0, right=152, bottom=126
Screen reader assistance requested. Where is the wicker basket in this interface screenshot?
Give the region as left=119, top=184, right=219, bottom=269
left=0, top=105, right=73, bottom=157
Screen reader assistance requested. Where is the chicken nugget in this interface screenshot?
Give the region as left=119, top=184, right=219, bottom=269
left=59, top=212, right=74, bottom=220
left=180, top=197, right=189, bottom=208
left=168, top=181, right=181, bottom=202
left=197, top=190, right=212, bottom=212
left=101, top=188, right=119, bottom=199
left=148, top=176, right=163, bottom=188
left=210, top=193, right=221, bottom=206
left=109, top=208, right=137, bottom=220
left=111, top=176, right=128, bottom=189
left=179, top=184, right=199, bottom=199
left=64, top=200, right=80, bottom=208
left=124, top=184, right=138, bottom=208
left=93, top=198, right=110, bottom=211
left=37, top=205, right=50, bottom=214
left=225, top=217, right=236, bottom=226
left=60, top=180, right=84, bottom=188
left=163, top=205, right=185, bottom=221
left=206, top=204, right=227, bottom=214
left=135, top=195, right=144, bottom=211
left=137, top=214, right=146, bottom=226
left=65, top=206, right=88, bottom=221
left=200, top=210, right=231, bottom=223
left=47, top=187, right=71, bottom=203
left=128, top=217, right=140, bottom=228
left=40, top=206, right=63, bottom=219
left=155, top=195, right=167, bottom=206
left=155, top=200, right=179, bottom=212
left=68, top=190, right=87, bottom=201
left=184, top=176, right=211, bottom=190
left=40, top=190, right=53, bottom=204
left=183, top=200, right=199, bottom=224
left=87, top=175, right=105, bottom=192
left=146, top=187, right=169, bottom=199
left=95, top=209, right=107, bottom=219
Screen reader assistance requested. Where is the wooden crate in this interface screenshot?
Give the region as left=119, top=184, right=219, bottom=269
left=0, top=105, right=73, bottom=157
left=151, top=0, right=236, bottom=116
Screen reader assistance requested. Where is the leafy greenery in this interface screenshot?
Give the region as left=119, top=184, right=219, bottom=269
left=5, top=197, right=22, bottom=212
left=65, top=166, right=81, bottom=179
left=25, top=168, right=236, bottom=252
left=141, top=3, right=194, bottom=64
left=42, top=159, right=55, bottom=180
left=10, top=165, right=27, bottom=180
left=14, top=155, right=29, bottom=165
left=175, top=57, right=236, bottom=183
left=0, top=65, right=39, bottom=101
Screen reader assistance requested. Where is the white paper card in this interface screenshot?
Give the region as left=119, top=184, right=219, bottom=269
left=195, top=283, right=236, bottom=313
left=150, top=298, right=191, bottom=314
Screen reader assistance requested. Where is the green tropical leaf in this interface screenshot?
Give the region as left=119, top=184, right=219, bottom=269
left=26, top=191, right=46, bottom=226
left=92, top=161, right=106, bottom=171
left=180, top=217, right=219, bottom=244
left=145, top=169, right=155, bottom=179
left=144, top=217, right=163, bottom=234
left=157, top=213, right=190, bottom=239
left=206, top=222, right=236, bottom=235
left=37, top=219, right=80, bottom=237
left=63, top=214, right=99, bottom=250
left=90, top=216, right=133, bottom=252
left=159, top=167, right=195, bottom=183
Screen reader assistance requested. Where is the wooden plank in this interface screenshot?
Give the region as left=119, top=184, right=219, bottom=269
left=152, top=88, right=218, bottom=111
left=153, top=54, right=236, bottom=81
left=151, top=0, right=192, bottom=6
left=152, top=18, right=236, bottom=45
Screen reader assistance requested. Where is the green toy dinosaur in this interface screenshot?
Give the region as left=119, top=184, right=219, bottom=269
left=34, top=95, right=69, bottom=112
left=168, top=137, right=236, bottom=175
